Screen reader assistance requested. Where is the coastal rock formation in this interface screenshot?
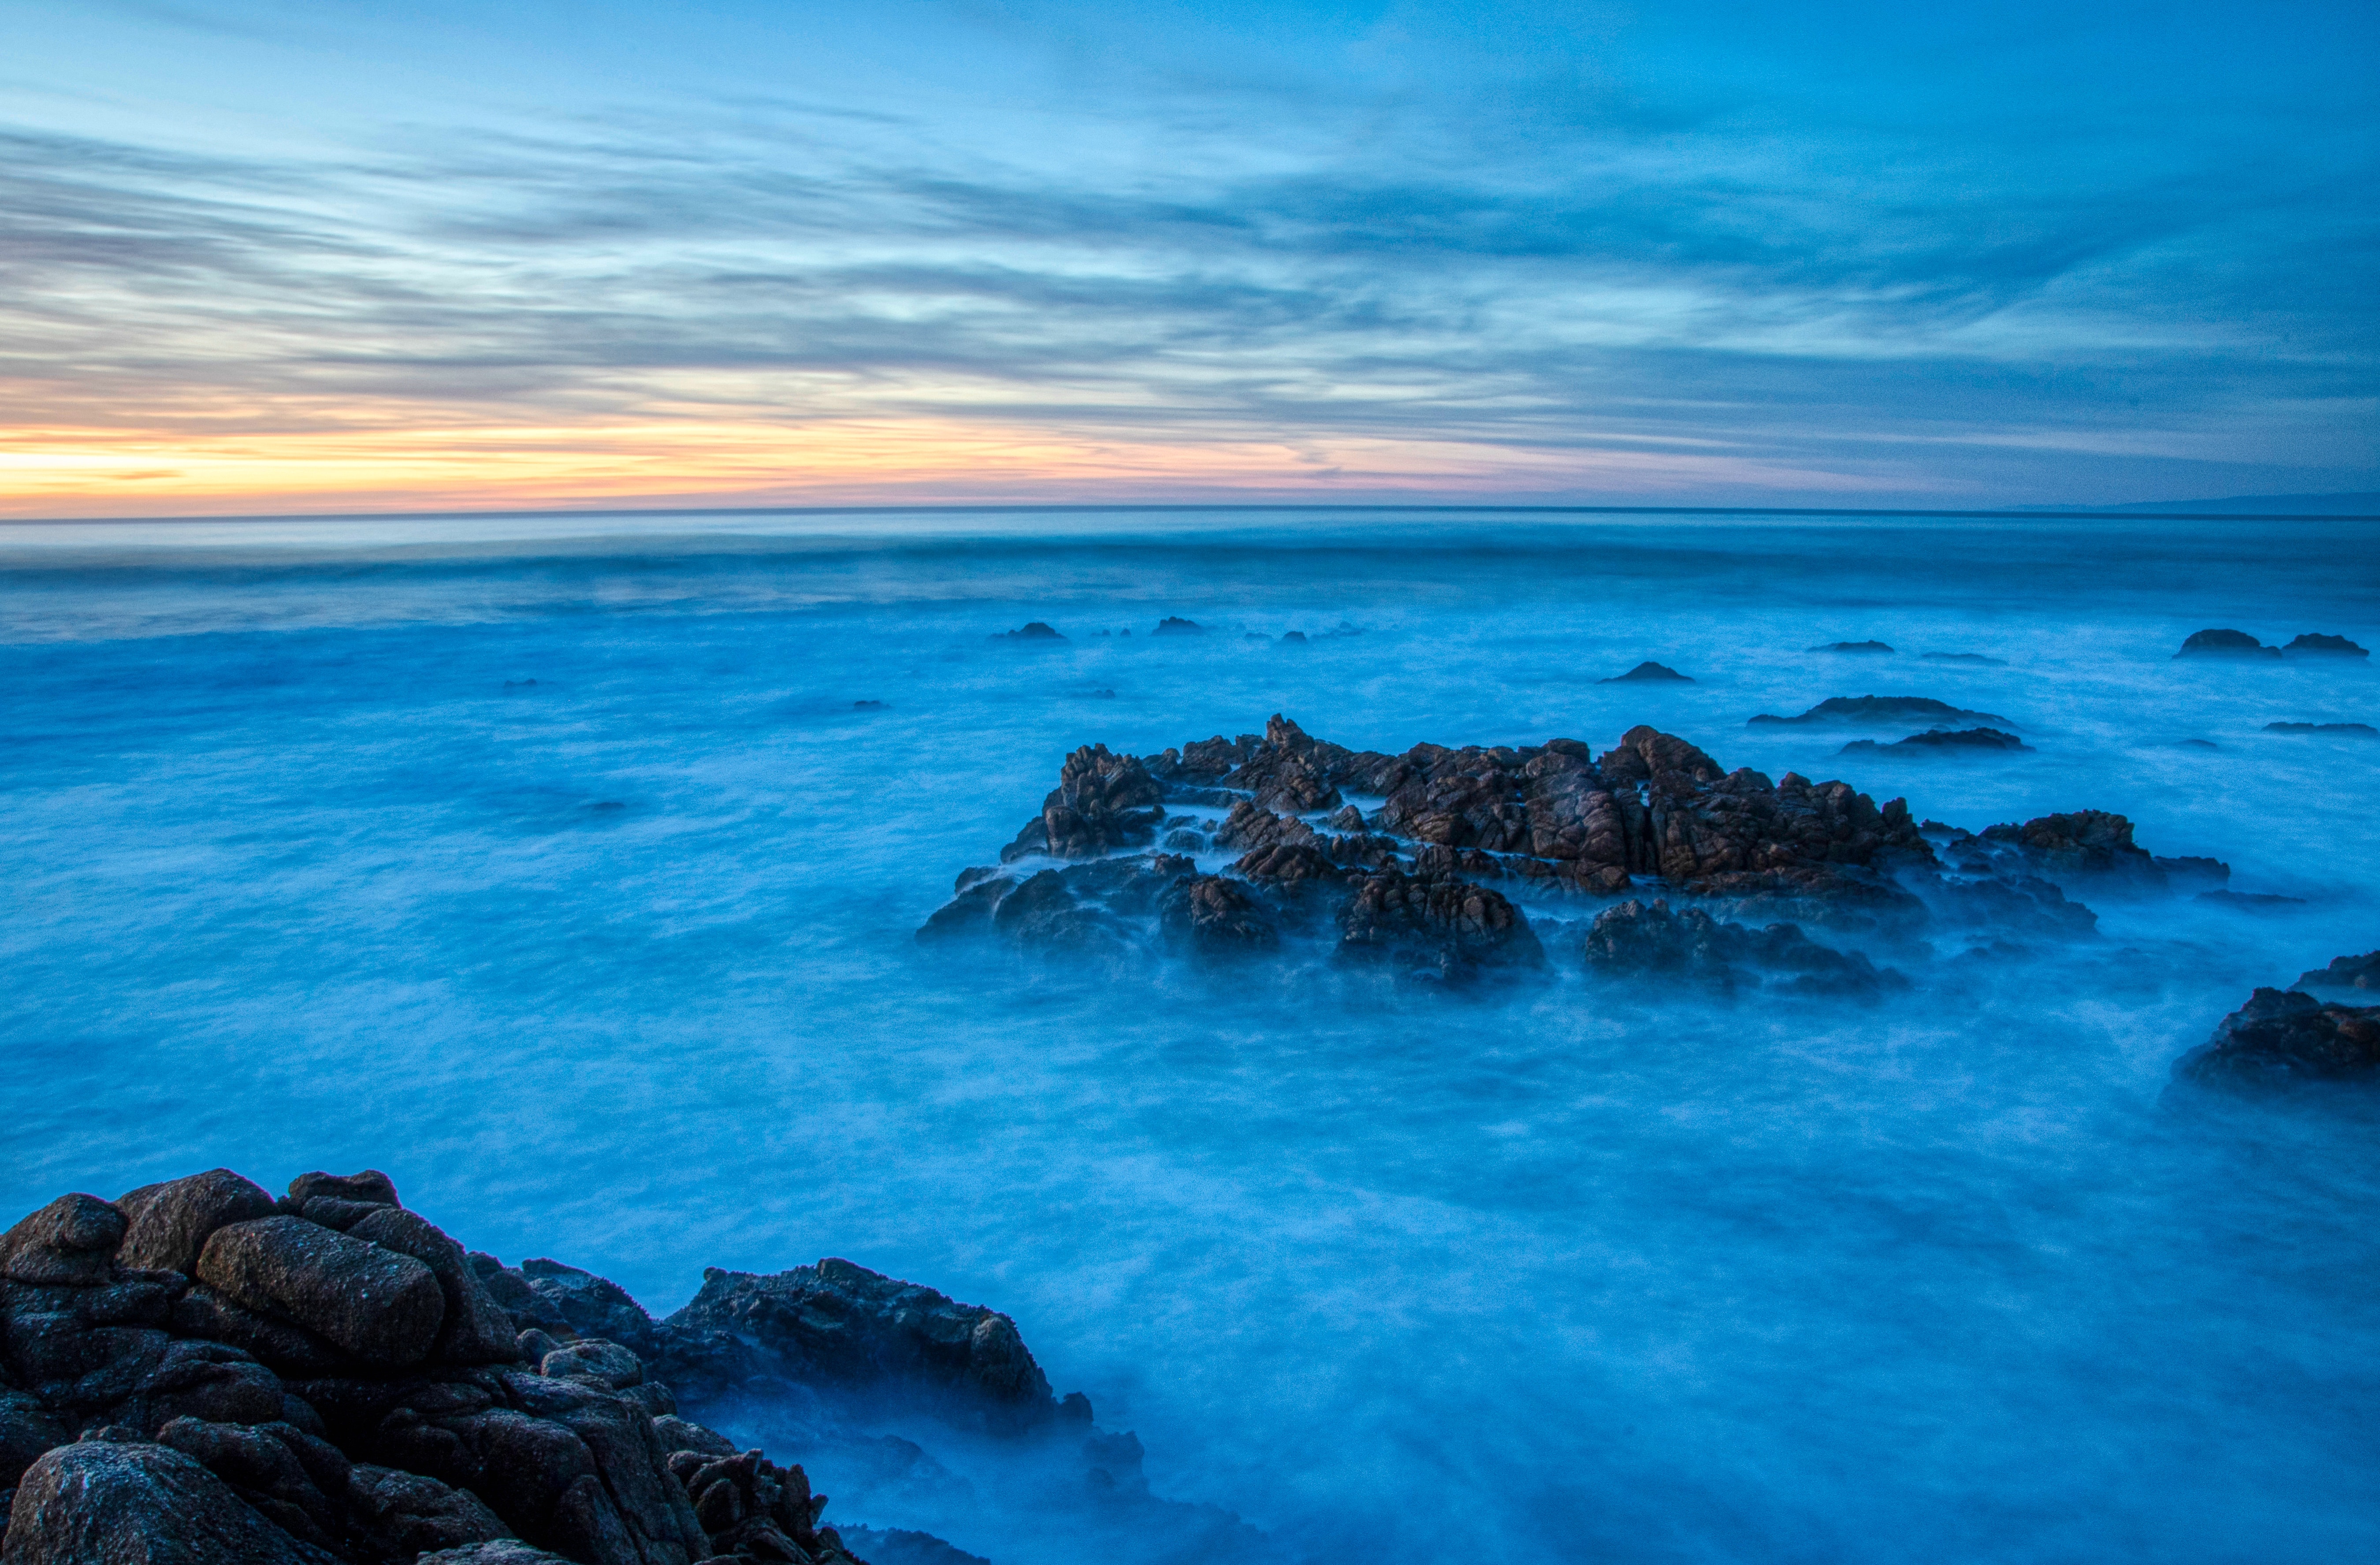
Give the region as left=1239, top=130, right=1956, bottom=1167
left=2283, top=633, right=2368, bottom=657
left=2171, top=986, right=2380, bottom=1090
left=992, top=623, right=1064, bottom=641
left=2264, top=721, right=2379, bottom=737
left=1809, top=641, right=1893, bottom=653
left=1580, top=899, right=1900, bottom=995
left=922, top=713, right=2223, bottom=980
left=1598, top=662, right=1692, bottom=683
left=2174, top=629, right=2280, bottom=659
left=1748, top=696, right=2011, bottom=728
left=1839, top=728, right=2030, bottom=754
left=2296, top=951, right=2380, bottom=993
left=1150, top=617, right=1202, bottom=636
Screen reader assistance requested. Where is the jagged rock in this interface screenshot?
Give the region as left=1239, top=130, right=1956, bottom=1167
left=1580, top=899, right=1897, bottom=994
left=1337, top=871, right=1543, bottom=981
left=2175, top=629, right=2280, bottom=659
left=1839, top=728, right=2030, bottom=754
left=2172, top=987, right=2380, bottom=1089
left=3, top=1438, right=333, bottom=1564
left=665, top=1446, right=864, bottom=1565
left=2297, top=951, right=2380, bottom=992
left=1151, top=617, right=1203, bottom=636
left=115, top=1170, right=278, bottom=1276
left=1978, top=810, right=2163, bottom=887
left=517, top=1263, right=662, bottom=1359
left=2264, top=721, right=2379, bottom=737
left=1000, top=745, right=1165, bottom=861
left=197, top=1218, right=446, bottom=1368
left=1159, top=875, right=1282, bottom=951
left=2284, top=632, right=2368, bottom=657
left=153, top=1414, right=355, bottom=1554
left=662, top=1259, right=1056, bottom=1433
left=1598, top=661, right=1692, bottom=683
left=1809, top=641, right=1894, bottom=653
left=1748, top=695, right=2010, bottom=727
left=1212, top=800, right=1324, bottom=855
left=993, top=622, right=1064, bottom=640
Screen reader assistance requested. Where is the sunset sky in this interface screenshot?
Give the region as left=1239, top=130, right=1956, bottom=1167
left=4, top=0, right=2375, bottom=517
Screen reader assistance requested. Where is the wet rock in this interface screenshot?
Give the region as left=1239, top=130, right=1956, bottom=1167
left=2174, top=628, right=2280, bottom=659
left=1749, top=695, right=2010, bottom=727
left=115, top=1170, right=278, bottom=1277
left=1580, top=899, right=1898, bottom=994
left=1599, top=661, right=1692, bottom=683
left=1809, top=641, right=1894, bottom=653
left=346, top=1207, right=522, bottom=1367
left=2283, top=632, right=2369, bottom=657
left=994, top=622, right=1064, bottom=640
left=197, top=1218, right=446, bottom=1368
left=1978, top=810, right=2164, bottom=888
left=1839, top=728, right=2030, bottom=754
left=349, top=1461, right=517, bottom=1555
left=1000, top=745, right=1166, bottom=861
left=662, top=1259, right=1060, bottom=1434
left=1151, top=616, right=1203, bottom=635
left=4, top=1438, right=331, bottom=1564
left=1159, top=874, right=1282, bottom=951
left=2264, top=721, right=2379, bottom=737
left=286, top=1172, right=400, bottom=1210
left=0, top=1194, right=127, bottom=1287
left=841, top=1525, right=994, bottom=1565
left=2296, top=950, right=2380, bottom=993
left=2172, top=987, right=2380, bottom=1090
left=1337, top=871, right=1543, bottom=981
left=1918, top=652, right=2007, bottom=665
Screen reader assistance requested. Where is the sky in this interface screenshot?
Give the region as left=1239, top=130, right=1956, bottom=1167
left=1, top=0, right=2375, bottom=518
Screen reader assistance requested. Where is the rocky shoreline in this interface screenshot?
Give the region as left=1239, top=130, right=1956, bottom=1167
left=0, top=1168, right=1201, bottom=1565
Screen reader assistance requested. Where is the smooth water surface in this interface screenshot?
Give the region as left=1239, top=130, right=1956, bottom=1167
left=4, top=510, right=2378, bottom=1563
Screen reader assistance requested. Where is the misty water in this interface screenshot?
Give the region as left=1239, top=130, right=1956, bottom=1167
left=4, top=510, right=2377, bottom=1564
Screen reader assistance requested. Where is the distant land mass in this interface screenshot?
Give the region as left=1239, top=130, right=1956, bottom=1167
left=2025, top=492, right=2380, bottom=517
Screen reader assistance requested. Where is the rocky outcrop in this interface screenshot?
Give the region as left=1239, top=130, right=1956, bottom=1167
left=1748, top=696, right=2010, bottom=728
left=2283, top=633, right=2368, bottom=657
left=1917, top=652, right=2005, bottom=665
left=2264, top=722, right=2379, bottom=737
left=993, top=622, right=1064, bottom=641
left=1839, top=728, right=2030, bottom=754
left=2296, top=951, right=2380, bottom=993
left=1150, top=617, right=1202, bottom=636
left=1337, top=871, right=1543, bottom=983
left=1598, top=662, right=1692, bottom=683
left=0, top=1168, right=894, bottom=1565
left=1809, top=641, right=1893, bottom=653
left=1000, top=745, right=1166, bottom=861
left=2171, top=987, right=2380, bottom=1090
left=2174, top=629, right=2280, bottom=659
left=1580, top=899, right=1900, bottom=995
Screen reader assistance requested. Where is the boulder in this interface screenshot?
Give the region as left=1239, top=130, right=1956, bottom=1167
left=1748, top=695, right=2010, bottom=727
left=2172, top=987, right=2380, bottom=1090
left=0, top=1390, right=70, bottom=1487
left=115, top=1170, right=277, bottom=1276
left=286, top=1173, right=400, bottom=1210
left=347, top=1463, right=519, bottom=1556
left=1598, top=661, right=1692, bottom=683
left=417, top=1545, right=576, bottom=1564
left=2283, top=632, right=2369, bottom=657
left=540, top=1340, right=642, bottom=1391
left=0, top=1195, right=126, bottom=1287
left=2174, top=628, right=2279, bottom=659
left=197, top=1218, right=445, bottom=1368
left=1978, top=810, right=2162, bottom=887
left=345, top=1208, right=521, bottom=1366
left=2, top=1438, right=331, bottom=1564
left=1157, top=875, right=1281, bottom=953
left=515, top=1263, right=661, bottom=1358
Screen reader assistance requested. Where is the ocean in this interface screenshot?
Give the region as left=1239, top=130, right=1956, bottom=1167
left=4, top=508, right=2376, bottom=1563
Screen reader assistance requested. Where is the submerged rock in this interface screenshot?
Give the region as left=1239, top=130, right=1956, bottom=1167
left=2175, top=629, right=2280, bottom=659
left=2264, top=721, right=2379, bottom=737
left=1749, top=695, right=2012, bottom=728
left=1918, top=652, right=2007, bottom=665
left=1839, top=728, right=2031, bottom=754
left=2172, top=987, right=2380, bottom=1090
left=1580, top=899, right=1899, bottom=994
left=1598, top=661, right=1693, bottom=683
left=1809, top=641, right=1894, bottom=653
left=2283, top=632, right=2369, bottom=657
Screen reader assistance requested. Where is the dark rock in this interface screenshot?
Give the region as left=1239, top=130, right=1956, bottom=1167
left=650, top=1416, right=735, bottom=1460
left=2296, top=950, right=2380, bottom=993
left=119, top=1338, right=286, bottom=1434
left=348, top=1461, right=517, bottom=1555
left=1279, top=631, right=1307, bottom=643
left=662, top=1259, right=1057, bottom=1431
left=1838, top=727, right=2031, bottom=754
left=416, top=1544, right=576, bottom=1564
left=2153, top=855, right=2231, bottom=887
left=170, top=1286, right=351, bottom=1377
left=994, top=622, right=1065, bottom=640
left=2175, top=628, right=2280, bottom=659
left=2284, top=632, right=2369, bottom=657
left=4, top=1438, right=332, bottom=1564
left=1918, top=652, right=2007, bottom=665
left=852, top=700, right=887, bottom=710
left=285, top=1173, right=400, bottom=1211
left=1598, top=661, right=1693, bottom=683
left=1158, top=875, right=1281, bottom=953
left=197, top=1218, right=445, bottom=1368
left=1580, top=899, right=1897, bottom=994
left=1, top=1389, right=70, bottom=1487
left=516, top=1262, right=660, bottom=1359
left=2172, top=987, right=2380, bottom=1089
left=2196, top=890, right=2307, bottom=909
left=345, top=1208, right=521, bottom=1367
left=153, top=1414, right=354, bottom=1553
left=840, top=1524, right=994, bottom=1565
left=2264, top=721, right=2379, bottom=737
left=1337, top=871, right=1543, bottom=982
left=1748, top=695, right=2011, bottom=727
left=540, top=1341, right=642, bottom=1391
left=1978, top=810, right=2163, bottom=887
left=1151, top=616, right=1203, bottom=636
left=115, top=1171, right=277, bottom=1277
left=1000, top=745, right=1166, bottom=861
left=0, top=1194, right=127, bottom=1287
left=1809, top=641, right=1894, bottom=653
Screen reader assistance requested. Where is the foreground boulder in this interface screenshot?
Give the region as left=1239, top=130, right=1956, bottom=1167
left=5, top=1438, right=331, bottom=1564
left=2172, top=987, right=2380, bottom=1091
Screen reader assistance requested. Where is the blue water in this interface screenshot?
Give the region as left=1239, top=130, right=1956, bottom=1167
left=4, top=510, right=2378, bottom=1563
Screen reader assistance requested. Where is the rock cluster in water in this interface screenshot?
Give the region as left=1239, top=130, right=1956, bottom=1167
left=918, top=714, right=2235, bottom=987
left=0, top=1167, right=1138, bottom=1565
